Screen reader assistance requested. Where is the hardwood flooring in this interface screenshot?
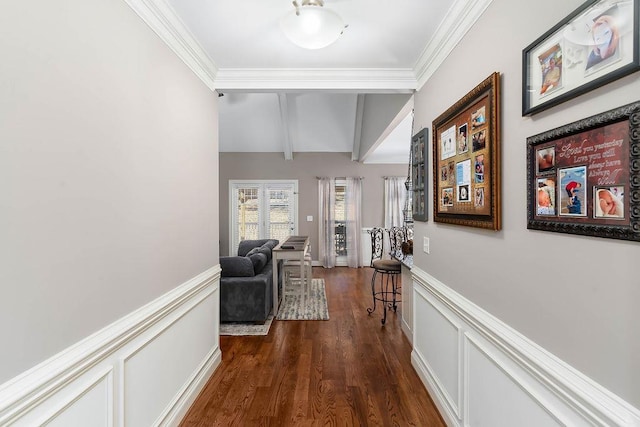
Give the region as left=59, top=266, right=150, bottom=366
left=180, top=267, right=445, bottom=426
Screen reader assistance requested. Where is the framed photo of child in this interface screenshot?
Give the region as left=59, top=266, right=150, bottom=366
left=522, top=0, right=640, bottom=116
left=526, top=101, right=640, bottom=241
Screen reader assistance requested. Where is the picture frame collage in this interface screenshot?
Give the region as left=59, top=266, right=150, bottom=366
left=521, top=0, right=640, bottom=241
left=527, top=101, right=640, bottom=241
left=522, top=0, right=640, bottom=115
left=432, top=72, right=501, bottom=230
left=411, top=0, right=640, bottom=242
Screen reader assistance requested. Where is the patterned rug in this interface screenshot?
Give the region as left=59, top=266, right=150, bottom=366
left=219, top=314, right=274, bottom=336
left=277, top=278, right=329, bottom=320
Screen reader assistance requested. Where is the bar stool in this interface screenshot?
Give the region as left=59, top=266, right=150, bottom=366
left=282, top=241, right=312, bottom=309
left=388, top=226, right=407, bottom=256
left=366, top=227, right=401, bottom=324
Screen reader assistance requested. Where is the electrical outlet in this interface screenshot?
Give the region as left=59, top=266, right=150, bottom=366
left=423, top=237, right=430, bottom=254
left=306, top=215, right=313, bottom=222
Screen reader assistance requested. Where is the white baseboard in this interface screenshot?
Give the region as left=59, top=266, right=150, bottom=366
left=156, top=346, right=221, bottom=426
left=0, top=266, right=222, bottom=427
left=410, top=267, right=640, bottom=427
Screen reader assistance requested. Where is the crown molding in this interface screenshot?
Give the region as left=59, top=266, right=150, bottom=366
left=124, top=0, right=490, bottom=92
left=414, top=0, right=493, bottom=91
left=214, top=68, right=417, bottom=92
left=122, top=0, right=218, bottom=90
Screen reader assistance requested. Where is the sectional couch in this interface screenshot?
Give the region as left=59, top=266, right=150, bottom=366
left=219, top=239, right=281, bottom=323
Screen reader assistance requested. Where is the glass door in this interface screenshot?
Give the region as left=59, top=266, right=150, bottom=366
left=230, top=180, right=298, bottom=255
left=334, top=180, right=347, bottom=266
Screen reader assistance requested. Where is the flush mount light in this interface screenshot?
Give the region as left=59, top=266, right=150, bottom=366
left=280, top=0, right=347, bottom=50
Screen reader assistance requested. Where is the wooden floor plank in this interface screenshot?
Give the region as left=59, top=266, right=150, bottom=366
left=180, top=267, right=445, bottom=427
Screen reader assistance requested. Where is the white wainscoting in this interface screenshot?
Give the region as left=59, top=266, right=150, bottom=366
left=0, top=266, right=222, bottom=427
left=410, top=267, right=640, bottom=427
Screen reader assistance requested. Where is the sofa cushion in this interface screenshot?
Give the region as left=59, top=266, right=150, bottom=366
left=248, top=252, right=268, bottom=273
left=220, top=256, right=255, bottom=277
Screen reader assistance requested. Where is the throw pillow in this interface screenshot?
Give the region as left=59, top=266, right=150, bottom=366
left=262, top=239, right=279, bottom=250
left=257, top=245, right=272, bottom=262
left=248, top=252, right=268, bottom=273
left=245, top=247, right=260, bottom=257
left=220, top=256, right=255, bottom=277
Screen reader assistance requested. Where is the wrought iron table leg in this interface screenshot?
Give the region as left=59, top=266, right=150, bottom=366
left=381, top=273, right=390, bottom=325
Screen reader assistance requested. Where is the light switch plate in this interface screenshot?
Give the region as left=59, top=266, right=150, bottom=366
left=306, top=215, right=313, bottom=222
left=423, top=237, right=430, bottom=254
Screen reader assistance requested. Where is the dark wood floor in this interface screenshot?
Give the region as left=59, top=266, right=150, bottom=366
left=180, top=267, right=445, bottom=426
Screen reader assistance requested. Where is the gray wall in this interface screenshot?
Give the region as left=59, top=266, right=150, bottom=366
left=413, top=0, right=640, bottom=406
left=219, top=152, right=407, bottom=257
left=0, top=0, right=219, bottom=383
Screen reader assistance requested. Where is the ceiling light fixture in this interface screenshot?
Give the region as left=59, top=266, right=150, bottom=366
left=280, top=0, right=347, bottom=50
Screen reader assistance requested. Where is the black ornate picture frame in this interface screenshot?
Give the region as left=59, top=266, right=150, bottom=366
left=411, top=128, right=428, bottom=222
left=527, top=101, right=640, bottom=241
left=522, top=0, right=640, bottom=116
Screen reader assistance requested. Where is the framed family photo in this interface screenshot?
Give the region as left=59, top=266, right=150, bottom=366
left=432, top=72, right=501, bottom=230
left=522, top=0, right=640, bottom=116
left=526, top=101, right=640, bottom=241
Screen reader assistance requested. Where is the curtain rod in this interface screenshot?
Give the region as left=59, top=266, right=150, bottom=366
left=316, top=176, right=364, bottom=180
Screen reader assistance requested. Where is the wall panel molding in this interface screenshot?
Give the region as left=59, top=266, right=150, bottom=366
left=413, top=283, right=462, bottom=419
left=411, top=267, right=640, bottom=427
left=0, top=266, right=221, bottom=426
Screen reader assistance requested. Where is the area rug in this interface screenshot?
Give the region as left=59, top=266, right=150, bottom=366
left=219, top=314, right=274, bottom=336
left=277, top=278, right=329, bottom=320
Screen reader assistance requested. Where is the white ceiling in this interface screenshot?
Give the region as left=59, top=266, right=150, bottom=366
left=166, top=0, right=455, bottom=70
left=154, top=0, right=489, bottom=162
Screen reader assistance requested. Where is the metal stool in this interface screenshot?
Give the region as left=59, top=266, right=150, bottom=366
left=366, top=227, right=401, bottom=324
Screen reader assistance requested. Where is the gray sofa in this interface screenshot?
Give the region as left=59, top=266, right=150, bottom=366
left=219, top=239, right=281, bottom=323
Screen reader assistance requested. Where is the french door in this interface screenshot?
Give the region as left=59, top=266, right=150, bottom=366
left=229, top=180, right=298, bottom=255
left=334, top=179, right=348, bottom=266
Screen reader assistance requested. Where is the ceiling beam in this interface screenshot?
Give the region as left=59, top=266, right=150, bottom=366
left=360, top=96, right=414, bottom=162
left=351, top=94, right=365, bottom=161
left=214, top=69, right=417, bottom=92
left=278, top=93, right=293, bottom=160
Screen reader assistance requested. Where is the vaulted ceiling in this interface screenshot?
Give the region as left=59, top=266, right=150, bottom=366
left=127, top=0, right=492, bottom=162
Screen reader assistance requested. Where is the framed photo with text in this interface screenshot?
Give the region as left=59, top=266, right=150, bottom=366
left=527, top=101, right=640, bottom=241
left=433, top=72, right=501, bottom=230
left=522, top=0, right=640, bottom=116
